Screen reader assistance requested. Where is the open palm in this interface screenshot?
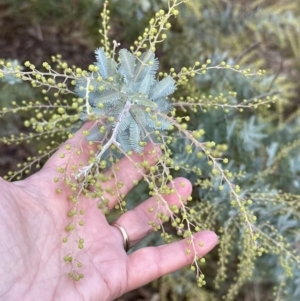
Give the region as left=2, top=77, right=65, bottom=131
left=0, top=126, right=218, bottom=301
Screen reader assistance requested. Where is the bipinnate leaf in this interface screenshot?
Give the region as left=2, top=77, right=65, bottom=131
left=92, top=90, right=121, bottom=106
left=86, top=125, right=105, bottom=142
left=119, top=49, right=136, bottom=82
left=150, top=75, right=176, bottom=100
left=95, top=48, right=108, bottom=79
left=134, top=51, right=158, bottom=83
left=129, top=121, right=142, bottom=153
left=138, top=73, right=155, bottom=95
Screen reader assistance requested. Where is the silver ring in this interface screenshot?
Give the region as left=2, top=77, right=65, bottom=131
left=111, top=223, right=130, bottom=252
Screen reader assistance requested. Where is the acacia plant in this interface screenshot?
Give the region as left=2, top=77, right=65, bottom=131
left=1, top=0, right=300, bottom=300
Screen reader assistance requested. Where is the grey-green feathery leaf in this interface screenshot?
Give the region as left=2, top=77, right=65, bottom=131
left=145, top=115, right=171, bottom=130
left=156, top=115, right=172, bottom=130
left=240, top=116, right=267, bottom=152
left=131, top=93, right=157, bottom=109
left=129, top=107, right=148, bottom=131
left=118, top=49, right=136, bottom=82
left=116, top=131, right=131, bottom=153
left=76, top=48, right=174, bottom=155
left=150, top=75, right=176, bottom=100
left=92, top=90, right=121, bottom=105
left=1, top=60, right=22, bottom=85
left=106, top=58, right=118, bottom=79
left=75, top=77, right=89, bottom=98
left=118, top=114, right=135, bottom=132
left=86, top=125, right=105, bottom=142
left=108, top=103, right=125, bottom=116
left=129, top=121, right=142, bottom=153
left=134, top=51, right=158, bottom=83
left=90, top=107, right=106, bottom=116
left=154, top=97, right=172, bottom=113
left=138, top=73, right=155, bottom=95
left=95, top=48, right=108, bottom=79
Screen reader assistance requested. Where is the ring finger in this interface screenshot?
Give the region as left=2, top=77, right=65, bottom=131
left=111, top=177, right=192, bottom=248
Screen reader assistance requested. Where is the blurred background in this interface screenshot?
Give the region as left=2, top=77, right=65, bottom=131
left=1, top=0, right=300, bottom=300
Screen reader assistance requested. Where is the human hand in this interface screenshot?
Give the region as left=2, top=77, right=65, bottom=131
left=0, top=125, right=218, bottom=301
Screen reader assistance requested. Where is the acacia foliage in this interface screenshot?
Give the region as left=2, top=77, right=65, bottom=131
left=1, top=0, right=300, bottom=300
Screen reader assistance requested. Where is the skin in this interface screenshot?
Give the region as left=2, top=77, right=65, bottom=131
left=0, top=125, right=218, bottom=301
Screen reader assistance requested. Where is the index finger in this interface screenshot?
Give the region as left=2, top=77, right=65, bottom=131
left=41, top=122, right=160, bottom=208
left=43, top=122, right=97, bottom=175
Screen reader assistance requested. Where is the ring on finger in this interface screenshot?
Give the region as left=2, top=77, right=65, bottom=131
left=111, top=223, right=130, bottom=252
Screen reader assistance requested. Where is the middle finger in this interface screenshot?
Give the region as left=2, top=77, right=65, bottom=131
left=89, top=143, right=160, bottom=210
left=112, top=177, right=192, bottom=247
